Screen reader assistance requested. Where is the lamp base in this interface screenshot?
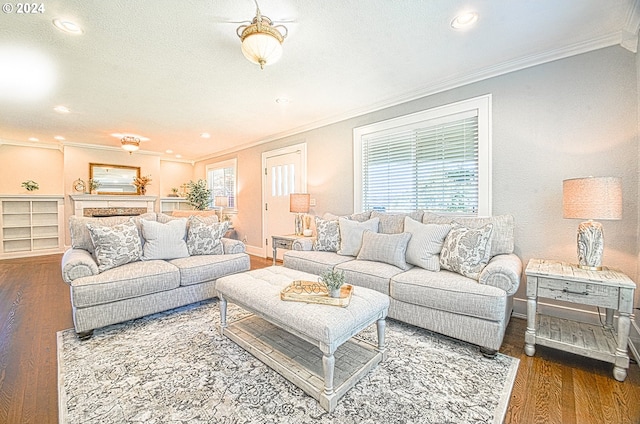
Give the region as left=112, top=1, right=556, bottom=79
left=294, top=213, right=303, bottom=236
left=576, top=220, right=604, bottom=271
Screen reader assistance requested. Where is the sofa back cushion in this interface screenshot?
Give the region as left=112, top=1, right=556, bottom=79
left=70, top=212, right=156, bottom=254
left=422, top=212, right=514, bottom=256
left=371, top=210, right=424, bottom=234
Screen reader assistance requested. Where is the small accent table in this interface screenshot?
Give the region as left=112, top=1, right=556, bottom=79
left=271, top=234, right=300, bottom=265
left=524, top=258, right=636, bottom=381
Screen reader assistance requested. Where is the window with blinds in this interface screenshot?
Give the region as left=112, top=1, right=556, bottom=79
left=206, top=159, right=237, bottom=209
left=354, top=95, right=491, bottom=216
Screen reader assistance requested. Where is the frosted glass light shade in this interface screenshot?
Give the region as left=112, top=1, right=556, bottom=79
left=241, top=33, right=283, bottom=69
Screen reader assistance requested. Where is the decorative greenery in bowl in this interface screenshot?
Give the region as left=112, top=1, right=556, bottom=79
left=21, top=180, right=39, bottom=191
left=319, top=268, right=345, bottom=298
left=87, top=179, right=101, bottom=193
left=185, top=179, right=212, bottom=210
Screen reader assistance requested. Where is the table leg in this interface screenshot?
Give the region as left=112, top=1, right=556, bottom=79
left=524, top=294, right=537, bottom=356
left=376, top=318, right=386, bottom=351
left=605, top=308, right=614, bottom=330
left=322, top=351, right=335, bottom=396
left=613, top=311, right=630, bottom=382
left=272, top=245, right=277, bottom=266
left=219, top=295, right=227, bottom=333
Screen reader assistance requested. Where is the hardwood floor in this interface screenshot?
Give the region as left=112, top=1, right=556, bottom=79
left=0, top=254, right=639, bottom=423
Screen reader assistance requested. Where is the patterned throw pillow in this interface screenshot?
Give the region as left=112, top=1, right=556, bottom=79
left=186, top=216, right=229, bottom=255
left=439, top=223, right=494, bottom=280
left=313, top=217, right=340, bottom=252
left=404, top=217, right=452, bottom=271
left=86, top=219, right=143, bottom=272
left=140, top=219, right=189, bottom=260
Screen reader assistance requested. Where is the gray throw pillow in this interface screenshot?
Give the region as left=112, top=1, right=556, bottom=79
left=404, top=217, right=452, bottom=271
left=86, top=219, right=142, bottom=272
left=439, top=223, right=493, bottom=280
left=186, top=216, right=229, bottom=255
left=313, top=216, right=340, bottom=252
left=337, top=217, right=379, bottom=256
left=357, top=230, right=412, bottom=270
left=140, top=218, right=189, bottom=260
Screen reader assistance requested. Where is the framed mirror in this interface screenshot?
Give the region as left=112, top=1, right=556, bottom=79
left=89, top=163, right=141, bottom=195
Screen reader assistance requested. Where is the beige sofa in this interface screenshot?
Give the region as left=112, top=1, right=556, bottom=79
left=61, top=212, right=250, bottom=338
left=283, top=210, right=522, bottom=356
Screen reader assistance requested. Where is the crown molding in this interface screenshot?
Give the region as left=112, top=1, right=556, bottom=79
left=61, top=141, right=162, bottom=156
left=194, top=31, right=625, bottom=163
left=0, top=138, right=63, bottom=151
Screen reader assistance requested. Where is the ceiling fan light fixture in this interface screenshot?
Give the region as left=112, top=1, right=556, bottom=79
left=121, top=135, right=140, bottom=152
left=237, top=5, right=287, bottom=69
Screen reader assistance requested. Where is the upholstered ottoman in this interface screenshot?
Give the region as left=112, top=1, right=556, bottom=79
left=216, top=266, right=389, bottom=412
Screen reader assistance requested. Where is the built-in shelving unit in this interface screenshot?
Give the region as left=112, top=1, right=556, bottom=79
left=0, top=195, right=64, bottom=259
left=159, top=197, right=194, bottom=214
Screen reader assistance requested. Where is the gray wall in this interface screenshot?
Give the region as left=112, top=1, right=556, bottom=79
left=198, top=45, right=639, bottom=309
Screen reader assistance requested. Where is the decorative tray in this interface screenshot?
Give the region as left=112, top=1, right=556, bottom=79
left=280, top=280, right=353, bottom=307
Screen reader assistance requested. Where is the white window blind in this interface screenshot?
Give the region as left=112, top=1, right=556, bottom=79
left=354, top=95, right=491, bottom=216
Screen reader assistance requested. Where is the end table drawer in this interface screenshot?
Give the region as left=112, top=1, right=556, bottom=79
left=274, top=239, right=293, bottom=249
left=537, top=277, right=619, bottom=308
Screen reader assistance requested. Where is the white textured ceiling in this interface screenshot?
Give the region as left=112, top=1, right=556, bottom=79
left=0, top=0, right=638, bottom=161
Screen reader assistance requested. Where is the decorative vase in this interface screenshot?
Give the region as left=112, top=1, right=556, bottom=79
left=328, top=287, right=341, bottom=298
left=140, top=187, right=146, bottom=195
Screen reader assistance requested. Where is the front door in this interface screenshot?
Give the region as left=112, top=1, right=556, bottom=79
left=262, top=144, right=307, bottom=261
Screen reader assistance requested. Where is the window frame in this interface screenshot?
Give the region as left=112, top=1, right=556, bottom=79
left=353, top=94, right=492, bottom=216
left=206, top=158, right=237, bottom=211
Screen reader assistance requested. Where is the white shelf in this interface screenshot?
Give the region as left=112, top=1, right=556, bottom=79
left=0, top=196, right=64, bottom=259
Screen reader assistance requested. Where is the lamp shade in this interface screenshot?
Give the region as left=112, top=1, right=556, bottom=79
left=214, top=196, right=229, bottom=208
left=290, top=193, right=310, bottom=213
left=563, top=177, right=622, bottom=220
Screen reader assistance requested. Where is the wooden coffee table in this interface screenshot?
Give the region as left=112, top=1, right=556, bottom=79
left=216, top=266, right=389, bottom=412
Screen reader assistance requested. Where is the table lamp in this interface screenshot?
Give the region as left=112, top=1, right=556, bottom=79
left=562, top=177, right=622, bottom=270
left=289, top=193, right=310, bottom=236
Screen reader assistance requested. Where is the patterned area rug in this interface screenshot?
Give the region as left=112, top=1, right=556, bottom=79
left=57, top=300, right=518, bottom=424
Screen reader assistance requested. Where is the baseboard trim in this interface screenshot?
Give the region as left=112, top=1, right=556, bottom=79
left=246, top=245, right=266, bottom=258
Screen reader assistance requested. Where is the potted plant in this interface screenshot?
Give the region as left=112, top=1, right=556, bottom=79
left=319, top=268, right=345, bottom=298
left=169, top=187, right=179, bottom=197
left=133, top=175, right=152, bottom=195
left=87, top=179, right=101, bottom=194
left=185, top=179, right=212, bottom=210
left=21, top=180, right=39, bottom=192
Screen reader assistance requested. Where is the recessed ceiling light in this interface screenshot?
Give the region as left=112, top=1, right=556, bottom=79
left=28, top=137, right=39, bottom=142
left=175, top=154, right=182, bottom=159
left=53, top=19, right=83, bottom=35
left=451, top=11, right=478, bottom=30
left=166, top=149, right=173, bottom=154
left=54, top=135, right=65, bottom=141
left=53, top=105, right=70, bottom=113
left=275, top=97, right=290, bottom=104
left=200, top=133, right=211, bottom=139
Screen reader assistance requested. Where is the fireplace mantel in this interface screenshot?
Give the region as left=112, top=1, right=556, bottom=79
left=70, top=195, right=157, bottom=217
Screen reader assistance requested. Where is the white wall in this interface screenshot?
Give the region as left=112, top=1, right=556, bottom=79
left=197, top=45, right=639, bottom=312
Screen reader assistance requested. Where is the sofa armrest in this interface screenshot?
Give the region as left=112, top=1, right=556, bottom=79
left=478, top=253, right=522, bottom=296
left=61, top=248, right=99, bottom=284
left=222, top=238, right=246, bottom=254
left=292, top=237, right=315, bottom=251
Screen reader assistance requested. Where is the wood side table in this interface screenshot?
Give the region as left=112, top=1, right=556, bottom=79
left=524, top=258, right=636, bottom=381
left=271, top=234, right=300, bottom=265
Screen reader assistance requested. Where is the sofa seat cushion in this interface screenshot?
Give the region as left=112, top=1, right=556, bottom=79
left=390, top=268, right=507, bottom=321
left=336, top=260, right=406, bottom=296
left=169, top=253, right=250, bottom=286
left=71, top=260, right=180, bottom=308
left=283, top=250, right=355, bottom=276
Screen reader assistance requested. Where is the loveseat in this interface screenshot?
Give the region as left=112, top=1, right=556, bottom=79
left=283, top=210, right=522, bottom=356
left=61, top=212, right=250, bottom=338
